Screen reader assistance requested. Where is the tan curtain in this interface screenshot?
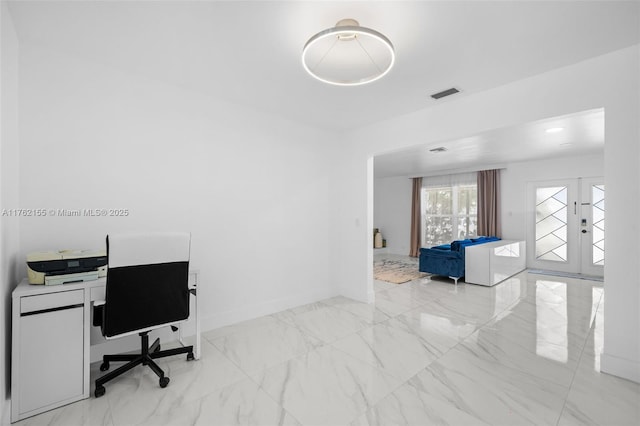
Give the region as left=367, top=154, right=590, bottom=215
left=409, top=177, right=422, bottom=257
left=477, top=170, right=501, bottom=237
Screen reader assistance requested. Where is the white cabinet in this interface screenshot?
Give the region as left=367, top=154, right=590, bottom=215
left=465, top=240, right=526, bottom=286
left=12, top=289, right=86, bottom=422
left=10, top=272, right=200, bottom=422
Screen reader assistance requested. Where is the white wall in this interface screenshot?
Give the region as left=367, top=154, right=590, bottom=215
left=17, top=43, right=338, bottom=350
left=0, top=2, right=20, bottom=422
left=373, top=177, right=411, bottom=255
left=332, top=46, right=640, bottom=382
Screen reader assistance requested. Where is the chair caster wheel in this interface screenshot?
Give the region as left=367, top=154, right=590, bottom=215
left=95, top=386, right=106, bottom=398
left=100, top=362, right=109, bottom=371
left=159, top=377, right=170, bottom=388
left=187, top=352, right=195, bottom=361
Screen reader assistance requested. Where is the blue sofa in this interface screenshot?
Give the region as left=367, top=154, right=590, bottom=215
left=419, top=236, right=501, bottom=284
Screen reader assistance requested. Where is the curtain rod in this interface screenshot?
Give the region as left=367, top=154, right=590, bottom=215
left=405, top=164, right=507, bottom=179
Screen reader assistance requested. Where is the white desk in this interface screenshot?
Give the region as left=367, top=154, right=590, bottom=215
left=11, top=271, right=200, bottom=423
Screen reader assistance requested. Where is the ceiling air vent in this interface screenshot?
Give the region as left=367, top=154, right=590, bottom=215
left=431, top=87, right=460, bottom=100
left=429, top=147, right=447, bottom=153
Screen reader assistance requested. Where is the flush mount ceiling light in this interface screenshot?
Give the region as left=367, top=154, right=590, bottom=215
left=545, top=127, right=564, bottom=133
left=302, top=19, right=395, bottom=86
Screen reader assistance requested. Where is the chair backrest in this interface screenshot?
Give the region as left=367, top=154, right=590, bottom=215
left=102, top=232, right=191, bottom=338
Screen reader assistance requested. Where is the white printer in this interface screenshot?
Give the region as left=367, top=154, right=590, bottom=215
left=26, top=249, right=108, bottom=285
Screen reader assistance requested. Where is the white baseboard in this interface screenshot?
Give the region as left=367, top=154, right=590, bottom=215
left=367, top=289, right=375, bottom=304
left=601, top=351, right=640, bottom=383
left=2, top=398, right=10, bottom=426
left=200, top=288, right=339, bottom=335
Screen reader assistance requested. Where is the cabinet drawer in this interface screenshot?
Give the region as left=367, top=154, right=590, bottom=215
left=21, top=290, right=84, bottom=314
left=18, top=304, right=84, bottom=415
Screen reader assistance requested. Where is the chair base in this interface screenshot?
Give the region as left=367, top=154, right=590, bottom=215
left=94, top=332, right=194, bottom=397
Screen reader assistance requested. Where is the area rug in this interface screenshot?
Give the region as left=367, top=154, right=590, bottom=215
left=374, top=258, right=427, bottom=284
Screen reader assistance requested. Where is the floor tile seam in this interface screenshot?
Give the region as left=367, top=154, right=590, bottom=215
left=476, top=299, right=592, bottom=356
left=391, top=304, right=417, bottom=318
left=246, top=343, right=403, bottom=426
left=327, top=335, right=415, bottom=384
left=276, top=302, right=370, bottom=326
left=176, top=361, right=258, bottom=406
left=393, top=317, right=464, bottom=359
left=131, top=373, right=256, bottom=426
left=456, top=336, right=580, bottom=390
left=378, top=285, right=411, bottom=298
left=103, top=376, right=151, bottom=426
left=458, top=290, right=530, bottom=311
left=363, top=358, right=459, bottom=423
left=338, top=343, right=426, bottom=426
left=102, top=390, right=117, bottom=426
left=211, top=325, right=334, bottom=379
left=102, top=372, right=200, bottom=426
left=242, top=338, right=351, bottom=384
left=471, top=325, right=587, bottom=365
left=554, top=330, right=592, bottom=426
left=372, top=296, right=416, bottom=315
left=283, top=311, right=372, bottom=345
left=268, top=311, right=344, bottom=346
left=348, top=376, right=411, bottom=426
left=202, top=330, right=239, bottom=345
left=431, top=339, right=575, bottom=416
left=202, top=318, right=277, bottom=343
left=425, top=328, right=476, bottom=371
left=233, top=369, right=304, bottom=426
left=464, top=303, right=584, bottom=406
left=205, top=334, right=267, bottom=377
left=393, top=291, right=449, bottom=310
left=453, top=304, right=525, bottom=352
left=205, top=313, right=324, bottom=350
left=516, top=296, right=603, bottom=313
left=202, top=310, right=306, bottom=343
left=316, top=298, right=381, bottom=324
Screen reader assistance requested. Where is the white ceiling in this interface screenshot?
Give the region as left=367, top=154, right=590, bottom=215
left=374, top=108, right=605, bottom=178
left=5, top=1, right=638, bottom=176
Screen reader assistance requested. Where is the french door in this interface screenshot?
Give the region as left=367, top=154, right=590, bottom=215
left=527, top=178, right=604, bottom=277
left=580, top=178, right=605, bottom=276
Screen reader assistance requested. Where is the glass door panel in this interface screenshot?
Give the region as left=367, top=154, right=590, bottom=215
left=528, top=180, right=579, bottom=273
left=535, top=186, right=569, bottom=262
left=581, top=178, right=605, bottom=277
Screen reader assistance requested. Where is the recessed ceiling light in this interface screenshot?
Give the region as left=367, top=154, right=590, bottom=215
left=545, top=127, right=564, bottom=133
left=429, top=147, right=447, bottom=153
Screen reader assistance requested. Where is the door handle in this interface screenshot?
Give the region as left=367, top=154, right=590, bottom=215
left=581, top=229, right=587, bottom=234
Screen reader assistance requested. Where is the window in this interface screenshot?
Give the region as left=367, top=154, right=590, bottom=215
left=421, top=173, right=477, bottom=246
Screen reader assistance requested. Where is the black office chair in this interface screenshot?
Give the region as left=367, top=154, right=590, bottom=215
left=93, top=232, right=195, bottom=398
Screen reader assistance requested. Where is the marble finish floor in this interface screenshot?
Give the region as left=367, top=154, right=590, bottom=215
left=14, top=257, right=640, bottom=425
